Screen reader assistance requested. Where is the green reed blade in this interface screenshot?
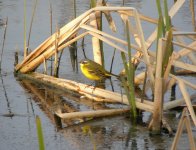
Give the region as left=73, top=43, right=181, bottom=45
left=162, top=29, right=173, bottom=75
left=156, top=0, right=166, bottom=36
left=36, top=116, right=45, bottom=150
left=164, top=0, right=171, bottom=31
left=90, top=0, right=96, bottom=8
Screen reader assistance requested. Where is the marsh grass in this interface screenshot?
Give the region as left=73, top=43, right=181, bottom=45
left=36, top=116, right=45, bottom=150
left=120, top=20, right=137, bottom=120
left=156, top=0, right=173, bottom=77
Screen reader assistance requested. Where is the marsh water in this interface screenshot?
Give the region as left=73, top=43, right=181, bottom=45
left=0, top=0, right=195, bottom=150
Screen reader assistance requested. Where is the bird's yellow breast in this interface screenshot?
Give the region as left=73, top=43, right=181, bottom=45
left=80, top=64, right=101, bottom=81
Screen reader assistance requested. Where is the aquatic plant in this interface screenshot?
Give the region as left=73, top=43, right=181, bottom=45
left=36, top=115, right=45, bottom=150
left=121, top=20, right=137, bottom=120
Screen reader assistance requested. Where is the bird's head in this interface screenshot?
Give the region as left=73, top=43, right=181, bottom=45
left=79, top=59, right=90, bottom=66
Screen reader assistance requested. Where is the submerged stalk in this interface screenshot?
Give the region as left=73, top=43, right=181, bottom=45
left=0, top=17, right=8, bottom=71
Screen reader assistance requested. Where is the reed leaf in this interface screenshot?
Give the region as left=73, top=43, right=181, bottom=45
left=156, top=0, right=163, bottom=17
left=156, top=0, right=166, bottom=36
left=36, top=116, right=45, bottom=150
left=162, top=29, right=173, bottom=75
left=90, top=0, right=96, bottom=8
left=164, top=0, right=171, bottom=31
left=120, top=20, right=137, bottom=119
left=126, top=20, right=137, bottom=119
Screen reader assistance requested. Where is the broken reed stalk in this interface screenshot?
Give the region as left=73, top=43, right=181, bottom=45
left=43, top=58, right=47, bottom=74
left=90, top=13, right=102, bottom=65
left=18, top=72, right=154, bottom=113
left=27, top=0, right=38, bottom=50
left=0, top=17, right=8, bottom=71
left=151, top=39, right=164, bottom=133
left=23, top=0, right=27, bottom=58
left=49, top=2, right=53, bottom=75
left=171, top=108, right=196, bottom=150
left=179, top=81, right=196, bottom=126
left=190, top=0, right=196, bottom=31
left=56, top=108, right=130, bottom=120
left=53, top=27, right=59, bottom=77
left=16, top=4, right=185, bottom=73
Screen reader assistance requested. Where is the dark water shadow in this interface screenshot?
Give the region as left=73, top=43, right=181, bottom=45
left=0, top=72, right=13, bottom=117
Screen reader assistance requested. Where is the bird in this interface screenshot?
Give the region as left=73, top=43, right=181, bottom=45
left=79, top=58, right=118, bottom=81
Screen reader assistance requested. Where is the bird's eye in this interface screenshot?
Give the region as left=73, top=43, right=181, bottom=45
left=83, top=60, right=88, bottom=64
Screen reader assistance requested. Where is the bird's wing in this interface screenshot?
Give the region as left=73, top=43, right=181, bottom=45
left=88, top=66, right=108, bottom=78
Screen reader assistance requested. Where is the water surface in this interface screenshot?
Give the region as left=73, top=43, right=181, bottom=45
left=0, top=0, right=195, bottom=150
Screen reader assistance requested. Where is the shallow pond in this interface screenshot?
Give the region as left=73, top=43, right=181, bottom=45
left=0, top=0, right=195, bottom=150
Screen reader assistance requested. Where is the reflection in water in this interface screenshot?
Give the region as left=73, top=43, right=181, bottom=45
left=0, top=73, right=12, bottom=116
left=19, top=78, right=116, bottom=127
left=18, top=77, right=178, bottom=149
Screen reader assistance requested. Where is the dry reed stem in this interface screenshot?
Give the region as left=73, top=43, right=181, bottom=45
left=171, top=108, right=186, bottom=150
left=88, top=31, right=127, bottom=53
left=56, top=108, right=130, bottom=119
left=163, top=93, right=196, bottom=110
left=173, top=60, right=196, bottom=72
left=19, top=72, right=154, bottom=112
left=43, top=57, right=47, bottom=74
left=170, top=74, right=196, bottom=89
left=171, top=108, right=196, bottom=150
left=81, top=24, right=157, bottom=57
left=179, top=81, right=196, bottom=126
left=184, top=112, right=196, bottom=149
left=16, top=6, right=158, bottom=73
left=90, top=13, right=102, bottom=65
left=134, top=10, right=155, bottom=87
left=162, top=38, right=196, bottom=52
left=151, top=39, right=163, bottom=132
